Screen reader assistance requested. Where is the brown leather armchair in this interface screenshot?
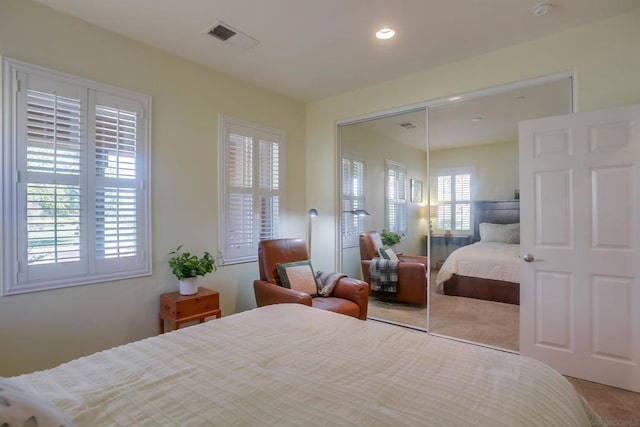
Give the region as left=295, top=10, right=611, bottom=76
left=359, top=231, right=428, bottom=305
left=253, top=238, right=369, bottom=320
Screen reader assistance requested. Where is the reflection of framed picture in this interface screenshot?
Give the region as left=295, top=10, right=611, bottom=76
left=410, top=179, right=423, bottom=203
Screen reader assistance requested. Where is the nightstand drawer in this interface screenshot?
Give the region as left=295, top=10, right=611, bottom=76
left=160, top=289, right=219, bottom=318
left=159, top=287, right=221, bottom=334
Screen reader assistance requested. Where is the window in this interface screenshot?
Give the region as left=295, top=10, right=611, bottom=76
left=219, top=115, right=285, bottom=264
left=341, top=153, right=366, bottom=247
left=385, top=160, right=408, bottom=235
left=1, top=58, right=151, bottom=295
left=433, top=168, right=474, bottom=234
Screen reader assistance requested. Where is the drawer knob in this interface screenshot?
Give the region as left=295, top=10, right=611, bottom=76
left=196, top=297, right=201, bottom=302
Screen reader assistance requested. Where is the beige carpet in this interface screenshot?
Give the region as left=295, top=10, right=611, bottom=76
left=366, top=277, right=640, bottom=424
left=566, top=377, right=640, bottom=425
left=368, top=272, right=519, bottom=351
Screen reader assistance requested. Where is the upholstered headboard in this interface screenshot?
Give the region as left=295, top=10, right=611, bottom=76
left=473, top=200, right=520, bottom=242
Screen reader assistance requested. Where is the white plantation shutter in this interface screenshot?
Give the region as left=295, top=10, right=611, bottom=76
left=437, top=175, right=452, bottom=202
left=455, top=174, right=471, bottom=201
left=95, top=187, right=137, bottom=259
left=92, top=93, right=146, bottom=274
left=434, top=168, right=473, bottom=234
left=455, top=174, right=471, bottom=230
left=385, top=160, right=408, bottom=235
left=437, top=176, right=452, bottom=230
left=2, top=59, right=151, bottom=295
left=258, top=139, right=281, bottom=240
left=220, top=116, right=285, bottom=264
left=437, top=204, right=452, bottom=230
left=455, top=203, right=471, bottom=230
left=342, top=154, right=366, bottom=247
left=226, top=130, right=254, bottom=256
left=23, top=85, right=82, bottom=272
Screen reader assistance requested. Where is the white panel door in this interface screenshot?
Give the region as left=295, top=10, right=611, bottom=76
left=519, top=104, right=640, bottom=392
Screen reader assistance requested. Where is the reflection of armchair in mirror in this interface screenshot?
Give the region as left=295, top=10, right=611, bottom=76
left=359, top=231, right=428, bottom=305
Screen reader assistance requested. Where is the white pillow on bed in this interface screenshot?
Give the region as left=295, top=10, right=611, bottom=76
left=0, top=377, right=76, bottom=427
left=479, top=222, right=520, bottom=244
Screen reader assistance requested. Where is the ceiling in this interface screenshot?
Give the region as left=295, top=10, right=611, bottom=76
left=33, top=0, right=640, bottom=103
left=354, top=77, right=572, bottom=151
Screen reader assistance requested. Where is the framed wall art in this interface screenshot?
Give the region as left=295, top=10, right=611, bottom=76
left=410, top=179, right=423, bottom=203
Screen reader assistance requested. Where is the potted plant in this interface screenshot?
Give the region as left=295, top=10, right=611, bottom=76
left=168, top=245, right=217, bottom=295
left=380, top=229, right=404, bottom=247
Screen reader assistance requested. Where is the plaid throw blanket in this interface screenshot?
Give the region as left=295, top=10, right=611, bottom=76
left=368, top=258, right=399, bottom=293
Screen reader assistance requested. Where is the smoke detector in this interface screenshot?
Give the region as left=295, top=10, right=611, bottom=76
left=400, top=122, right=416, bottom=129
left=206, top=21, right=260, bottom=50
left=531, top=2, right=552, bottom=16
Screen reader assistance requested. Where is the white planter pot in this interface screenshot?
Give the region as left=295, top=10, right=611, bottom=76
left=178, top=277, right=199, bottom=295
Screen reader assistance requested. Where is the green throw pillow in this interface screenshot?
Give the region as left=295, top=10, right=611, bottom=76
left=276, top=260, right=319, bottom=297
left=378, top=246, right=399, bottom=261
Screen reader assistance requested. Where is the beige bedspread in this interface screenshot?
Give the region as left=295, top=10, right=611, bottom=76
left=436, top=242, right=520, bottom=290
left=9, top=304, right=601, bottom=426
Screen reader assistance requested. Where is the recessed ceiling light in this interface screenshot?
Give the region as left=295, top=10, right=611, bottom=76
left=376, top=28, right=395, bottom=40
left=471, top=117, right=483, bottom=122
left=448, top=96, right=462, bottom=101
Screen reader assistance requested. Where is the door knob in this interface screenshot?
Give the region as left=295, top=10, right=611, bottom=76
left=523, top=253, right=535, bottom=262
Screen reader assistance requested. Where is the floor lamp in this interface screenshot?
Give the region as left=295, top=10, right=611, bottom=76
left=308, top=208, right=318, bottom=257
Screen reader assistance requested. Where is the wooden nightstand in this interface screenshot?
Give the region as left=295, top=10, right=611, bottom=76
left=429, top=235, right=473, bottom=269
left=159, top=287, right=221, bottom=333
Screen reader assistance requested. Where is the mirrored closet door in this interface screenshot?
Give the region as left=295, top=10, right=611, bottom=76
left=338, top=75, right=573, bottom=352
left=339, top=109, right=429, bottom=329
left=426, top=76, right=572, bottom=351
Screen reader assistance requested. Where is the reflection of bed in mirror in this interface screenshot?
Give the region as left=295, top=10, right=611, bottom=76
left=435, top=200, right=520, bottom=305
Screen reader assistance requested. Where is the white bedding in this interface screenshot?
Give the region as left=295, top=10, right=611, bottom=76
left=436, top=241, right=520, bottom=290
left=7, top=304, right=601, bottom=426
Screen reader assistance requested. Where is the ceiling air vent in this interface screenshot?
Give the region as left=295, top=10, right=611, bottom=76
left=208, top=24, right=236, bottom=41
left=400, top=122, right=416, bottom=129
left=206, top=21, right=260, bottom=50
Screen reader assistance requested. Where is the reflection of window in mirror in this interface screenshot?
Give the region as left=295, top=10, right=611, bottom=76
left=342, top=153, right=366, bottom=248
left=432, top=167, right=475, bottom=236
left=385, top=160, right=408, bottom=235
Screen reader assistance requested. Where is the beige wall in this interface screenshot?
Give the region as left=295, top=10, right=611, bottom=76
left=0, top=0, right=306, bottom=375
left=341, top=125, right=428, bottom=278
left=3, top=2, right=640, bottom=376
left=430, top=140, right=519, bottom=203
left=306, top=9, right=640, bottom=275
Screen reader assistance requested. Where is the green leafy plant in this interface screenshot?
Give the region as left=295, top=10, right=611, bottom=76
left=380, top=229, right=404, bottom=247
left=168, top=245, right=216, bottom=280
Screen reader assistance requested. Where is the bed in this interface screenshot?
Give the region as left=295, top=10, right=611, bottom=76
left=436, top=200, right=521, bottom=305
left=3, top=304, right=602, bottom=426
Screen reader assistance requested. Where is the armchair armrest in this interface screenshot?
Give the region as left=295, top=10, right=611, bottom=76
left=396, top=261, right=428, bottom=305
left=332, top=277, right=369, bottom=320
left=398, top=262, right=428, bottom=280
left=253, top=280, right=313, bottom=307
left=398, top=255, right=428, bottom=265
